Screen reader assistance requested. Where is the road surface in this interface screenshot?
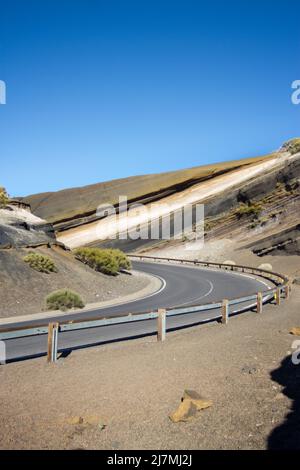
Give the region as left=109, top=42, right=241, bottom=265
left=2, top=261, right=271, bottom=362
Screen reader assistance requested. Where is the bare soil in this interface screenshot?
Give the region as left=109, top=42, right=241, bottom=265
left=0, top=258, right=299, bottom=449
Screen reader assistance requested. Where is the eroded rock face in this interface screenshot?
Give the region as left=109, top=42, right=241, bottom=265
left=0, top=203, right=57, bottom=248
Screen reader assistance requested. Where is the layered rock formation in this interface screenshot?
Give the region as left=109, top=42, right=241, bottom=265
left=15, top=138, right=300, bottom=254
left=0, top=200, right=59, bottom=249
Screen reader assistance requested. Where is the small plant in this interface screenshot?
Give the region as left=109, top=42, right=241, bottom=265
left=46, top=289, right=84, bottom=311
left=204, top=221, right=212, bottom=232
left=23, top=252, right=58, bottom=273
left=285, top=179, right=299, bottom=192
left=249, top=221, right=259, bottom=229
left=74, top=247, right=131, bottom=275
left=282, top=138, right=300, bottom=155
left=259, top=216, right=269, bottom=226
left=235, top=201, right=262, bottom=220
left=0, top=187, right=9, bottom=207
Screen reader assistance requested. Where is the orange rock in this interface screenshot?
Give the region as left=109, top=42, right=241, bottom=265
left=183, top=389, right=213, bottom=410
left=290, top=327, right=300, bottom=336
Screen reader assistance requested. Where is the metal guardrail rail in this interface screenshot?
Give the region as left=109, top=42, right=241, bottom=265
left=0, top=255, right=291, bottom=362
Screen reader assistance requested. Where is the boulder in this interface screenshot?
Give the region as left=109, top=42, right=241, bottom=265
left=293, top=277, right=300, bottom=286
left=258, top=263, right=273, bottom=271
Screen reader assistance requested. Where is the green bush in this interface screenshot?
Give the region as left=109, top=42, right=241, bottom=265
left=0, top=187, right=9, bottom=207
left=235, top=202, right=262, bottom=219
left=75, top=247, right=119, bottom=275
left=204, top=221, right=212, bottom=232
left=108, top=248, right=132, bottom=271
left=46, top=289, right=84, bottom=311
left=23, top=252, right=58, bottom=273
left=74, top=247, right=131, bottom=275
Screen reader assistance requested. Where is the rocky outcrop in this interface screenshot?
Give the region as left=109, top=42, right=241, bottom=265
left=245, top=225, right=300, bottom=257
left=0, top=202, right=61, bottom=249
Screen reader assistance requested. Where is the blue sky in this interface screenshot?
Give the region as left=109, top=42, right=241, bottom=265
left=0, top=0, right=299, bottom=197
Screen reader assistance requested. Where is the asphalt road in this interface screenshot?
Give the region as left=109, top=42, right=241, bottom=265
left=2, top=261, right=271, bottom=362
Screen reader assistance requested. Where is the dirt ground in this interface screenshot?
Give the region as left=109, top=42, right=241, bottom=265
left=0, top=273, right=299, bottom=449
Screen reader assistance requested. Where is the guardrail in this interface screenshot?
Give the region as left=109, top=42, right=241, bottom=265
left=0, top=256, right=291, bottom=363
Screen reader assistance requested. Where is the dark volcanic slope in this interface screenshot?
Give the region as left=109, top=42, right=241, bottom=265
left=20, top=153, right=274, bottom=224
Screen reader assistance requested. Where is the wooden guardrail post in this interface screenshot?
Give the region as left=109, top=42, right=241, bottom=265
left=275, top=287, right=281, bottom=306
left=256, top=292, right=263, bottom=313
left=285, top=284, right=290, bottom=299
left=47, top=322, right=59, bottom=363
left=221, top=300, right=229, bottom=324
left=157, top=309, right=166, bottom=342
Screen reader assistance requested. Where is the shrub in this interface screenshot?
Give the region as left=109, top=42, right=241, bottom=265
left=108, top=248, right=132, bottom=270
left=74, top=247, right=119, bottom=275
left=282, top=138, right=300, bottom=155
left=23, top=252, right=58, bottom=273
left=249, top=221, right=259, bottom=229
left=74, top=247, right=131, bottom=275
left=204, top=221, right=212, bottom=232
left=235, top=202, right=262, bottom=219
left=46, top=289, right=84, bottom=311
left=0, top=187, right=9, bottom=207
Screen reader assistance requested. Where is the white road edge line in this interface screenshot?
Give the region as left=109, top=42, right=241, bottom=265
left=136, top=259, right=273, bottom=293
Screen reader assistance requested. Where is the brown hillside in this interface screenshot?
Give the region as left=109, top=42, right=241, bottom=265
left=20, top=153, right=275, bottom=224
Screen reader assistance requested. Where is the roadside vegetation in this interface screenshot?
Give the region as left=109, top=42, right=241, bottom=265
left=74, top=247, right=131, bottom=276
left=23, top=252, right=58, bottom=273
left=0, top=187, right=9, bottom=207
left=46, top=289, right=84, bottom=311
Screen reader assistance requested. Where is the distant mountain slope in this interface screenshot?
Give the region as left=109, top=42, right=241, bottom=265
left=20, top=152, right=276, bottom=225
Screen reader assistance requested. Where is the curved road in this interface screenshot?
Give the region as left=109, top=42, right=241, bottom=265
left=2, top=261, right=272, bottom=362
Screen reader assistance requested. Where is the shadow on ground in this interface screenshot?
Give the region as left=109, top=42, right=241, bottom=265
left=268, top=354, right=300, bottom=449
